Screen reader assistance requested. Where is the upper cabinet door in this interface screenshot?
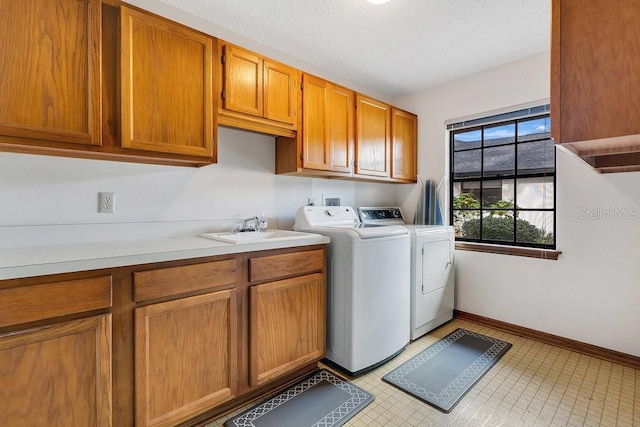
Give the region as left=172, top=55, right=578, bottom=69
left=302, top=75, right=329, bottom=170
left=300, top=75, right=354, bottom=173
left=0, top=0, right=101, bottom=146
left=223, top=44, right=264, bottom=117
left=120, top=7, right=214, bottom=157
left=326, top=83, right=354, bottom=173
left=264, top=59, right=298, bottom=125
left=552, top=0, right=640, bottom=145
left=355, top=94, right=390, bottom=177
left=391, top=108, right=417, bottom=181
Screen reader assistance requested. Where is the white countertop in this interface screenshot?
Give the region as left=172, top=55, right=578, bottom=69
left=0, top=232, right=329, bottom=280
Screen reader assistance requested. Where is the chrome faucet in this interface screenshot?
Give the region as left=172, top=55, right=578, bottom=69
left=235, top=216, right=259, bottom=232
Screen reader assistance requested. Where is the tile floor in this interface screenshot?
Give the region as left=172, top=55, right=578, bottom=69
left=208, top=319, right=640, bottom=426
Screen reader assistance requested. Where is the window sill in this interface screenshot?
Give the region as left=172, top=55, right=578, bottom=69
left=454, top=242, right=561, bottom=260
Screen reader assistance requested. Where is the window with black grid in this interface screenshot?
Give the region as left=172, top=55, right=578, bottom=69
left=449, top=107, right=555, bottom=249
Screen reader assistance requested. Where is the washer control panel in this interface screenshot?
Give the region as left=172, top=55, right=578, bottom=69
left=357, top=207, right=405, bottom=225
left=295, top=206, right=360, bottom=228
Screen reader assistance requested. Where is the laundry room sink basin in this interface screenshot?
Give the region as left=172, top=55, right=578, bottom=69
left=200, top=230, right=317, bottom=244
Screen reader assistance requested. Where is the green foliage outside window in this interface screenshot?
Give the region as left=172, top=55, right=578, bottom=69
left=453, top=193, right=554, bottom=244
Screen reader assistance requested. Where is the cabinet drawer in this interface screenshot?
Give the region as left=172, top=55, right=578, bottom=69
left=134, top=259, right=237, bottom=302
left=0, top=276, right=112, bottom=328
left=249, top=249, right=324, bottom=282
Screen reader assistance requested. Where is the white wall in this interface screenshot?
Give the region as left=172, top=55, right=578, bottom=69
left=0, top=126, right=398, bottom=247
left=395, top=51, right=640, bottom=357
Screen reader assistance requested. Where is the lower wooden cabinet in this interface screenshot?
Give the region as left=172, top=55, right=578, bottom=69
left=0, top=314, right=112, bottom=427
left=249, top=273, right=326, bottom=387
left=135, top=290, right=238, bottom=427
left=0, top=245, right=326, bottom=426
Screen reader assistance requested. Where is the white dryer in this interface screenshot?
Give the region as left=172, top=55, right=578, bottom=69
left=358, top=208, right=455, bottom=340
left=295, top=206, right=410, bottom=375
left=404, top=225, right=455, bottom=340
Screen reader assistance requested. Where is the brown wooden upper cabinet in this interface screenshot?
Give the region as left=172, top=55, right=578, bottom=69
left=0, top=1, right=216, bottom=166
left=300, top=74, right=354, bottom=173
left=276, top=81, right=416, bottom=182
left=355, top=94, right=391, bottom=178
left=391, top=108, right=418, bottom=181
left=275, top=74, right=354, bottom=176
left=0, top=0, right=101, bottom=148
left=551, top=0, right=640, bottom=173
left=322, top=78, right=355, bottom=173
left=219, top=42, right=299, bottom=137
left=120, top=6, right=215, bottom=159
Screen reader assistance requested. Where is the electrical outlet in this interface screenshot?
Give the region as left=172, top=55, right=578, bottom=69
left=98, top=192, right=116, bottom=213
left=323, top=195, right=341, bottom=206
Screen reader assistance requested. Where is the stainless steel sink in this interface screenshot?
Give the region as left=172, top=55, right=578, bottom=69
left=200, top=230, right=318, bottom=244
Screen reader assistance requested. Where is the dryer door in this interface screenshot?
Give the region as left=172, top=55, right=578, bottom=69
left=421, top=237, right=453, bottom=294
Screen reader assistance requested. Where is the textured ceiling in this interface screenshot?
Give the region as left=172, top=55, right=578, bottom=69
left=159, top=0, right=551, bottom=98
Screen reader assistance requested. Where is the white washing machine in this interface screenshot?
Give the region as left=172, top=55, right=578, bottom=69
left=358, top=208, right=455, bottom=340
left=294, top=206, right=410, bottom=375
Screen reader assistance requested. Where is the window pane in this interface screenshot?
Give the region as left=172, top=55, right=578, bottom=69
left=516, top=211, right=554, bottom=245
left=453, top=210, right=480, bottom=239
left=453, top=180, right=481, bottom=207
left=453, top=149, right=481, bottom=179
left=518, top=116, right=551, bottom=142
left=481, top=210, right=515, bottom=242
left=517, top=139, right=555, bottom=174
left=482, top=179, right=514, bottom=208
left=484, top=123, right=515, bottom=147
left=483, top=145, right=515, bottom=177
left=516, top=177, right=554, bottom=209
left=453, top=129, right=481, bottom=151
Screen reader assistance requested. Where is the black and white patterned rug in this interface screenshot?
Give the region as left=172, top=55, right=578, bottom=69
left=382, top=328, right=512, bottom=413
left=224, top=369, right=374, bottom=427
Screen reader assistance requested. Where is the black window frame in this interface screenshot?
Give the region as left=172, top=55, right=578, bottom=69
left=449, top=108, right=556, bottom=250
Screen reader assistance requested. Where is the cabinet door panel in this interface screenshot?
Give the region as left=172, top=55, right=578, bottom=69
left=0, top=314, right=112, bottom=427
left=121, top=7, right=213, bottom=157
left=135, top=290, right=237, bottom=427
left=327, top=84, right=355, bottom=173
left=0, top=0, right=101, bottom=146
left=250, top=273, right=325, bottom=387
left=302, top=75, right=329, bottom=170
left=264, top=60, right=297, bottom=125
left=223, top=45, right=263, bottom=117
left=355, top=95, right=390, bottom=177
left=553, top=0, right=640, bottom=144
left=391, top=108, right=417, bottom=180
